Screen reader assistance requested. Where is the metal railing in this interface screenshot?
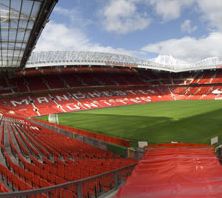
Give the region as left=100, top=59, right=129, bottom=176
left=0, top=163, right=136, bottom=198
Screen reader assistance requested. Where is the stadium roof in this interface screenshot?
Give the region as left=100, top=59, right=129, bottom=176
left=0, top=0, right=57, bottom=69
left=26, top=51, right=222, bottom=73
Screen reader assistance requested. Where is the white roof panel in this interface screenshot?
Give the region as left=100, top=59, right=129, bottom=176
left=26, top=51, right=222, bottom=73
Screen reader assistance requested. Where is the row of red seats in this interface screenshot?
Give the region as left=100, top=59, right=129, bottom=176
left=0, top=162, right=32, bottom=191
left=15, top=125, right=41, bottom=157
left=37, top=119, right=130, bottom=147
left=0, top=183, right=8, bottom=192
left=0, top=117, right=136, bottom=197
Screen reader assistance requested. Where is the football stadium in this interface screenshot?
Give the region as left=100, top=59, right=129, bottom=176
left=1, top=0, right=222, bottom=197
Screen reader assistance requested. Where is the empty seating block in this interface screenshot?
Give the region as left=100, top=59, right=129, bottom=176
left=0, top=116, right=135, bottom=196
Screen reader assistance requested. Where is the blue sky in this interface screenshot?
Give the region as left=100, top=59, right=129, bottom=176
left=35, top=0, right=222, bottom=63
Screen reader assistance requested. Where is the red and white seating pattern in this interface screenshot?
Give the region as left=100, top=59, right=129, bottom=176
left=0, top=67, right=222, bottom=117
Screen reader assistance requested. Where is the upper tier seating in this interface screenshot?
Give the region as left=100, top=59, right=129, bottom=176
left=0, top=68, right=221, bottom=95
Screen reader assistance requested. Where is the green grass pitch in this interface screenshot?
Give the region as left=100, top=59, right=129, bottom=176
left=39, top=100, right=222, bottom=145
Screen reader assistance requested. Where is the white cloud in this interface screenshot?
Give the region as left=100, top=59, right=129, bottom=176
left=102, top=0, right=150, bottom=34
left=35, top=22, right=89, bottom=51
left=196, top=0, right=222, bottom=31
left=54, top=6, right=93, bottom=28
left=100, top=0, right=222, bottom=37
left=35, top=21, right=135, bottom=56
left=140, top=0, right=222, bottom=62
left=35, top=1, right=222, bottom=63
left=142, top=32, right=222, bottom=62
left=148, top=0, right=222, bottom=30
left=147, top=0, right=194, bottom=21
left=35, top=5, right=150, bottom=57
left=181, top=20, right=197, bottom=34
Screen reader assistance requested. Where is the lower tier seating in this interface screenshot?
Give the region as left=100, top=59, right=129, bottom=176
left=0, top=116, right=136, bottom=197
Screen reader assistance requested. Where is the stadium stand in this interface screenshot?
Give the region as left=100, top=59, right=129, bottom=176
left=1, top=67, right=222, bottom=117
left=0, top=116, right=136, bottom=197
left=1, top=63, right=222, bottom=197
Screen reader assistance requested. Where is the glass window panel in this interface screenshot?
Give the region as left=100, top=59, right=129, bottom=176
left=27, top=20, right=34, bottom=29
left=9, top=31, right=16, bottom=40
left=0, top=0, right=56, bottom=68
left=32, top=2, right=41, bottom=16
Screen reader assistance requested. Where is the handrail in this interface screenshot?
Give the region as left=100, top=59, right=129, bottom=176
left=0, top=163, right=137, bottom=197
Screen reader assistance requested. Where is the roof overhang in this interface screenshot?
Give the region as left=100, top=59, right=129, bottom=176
left=0, top=0, right=57, bottom=69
